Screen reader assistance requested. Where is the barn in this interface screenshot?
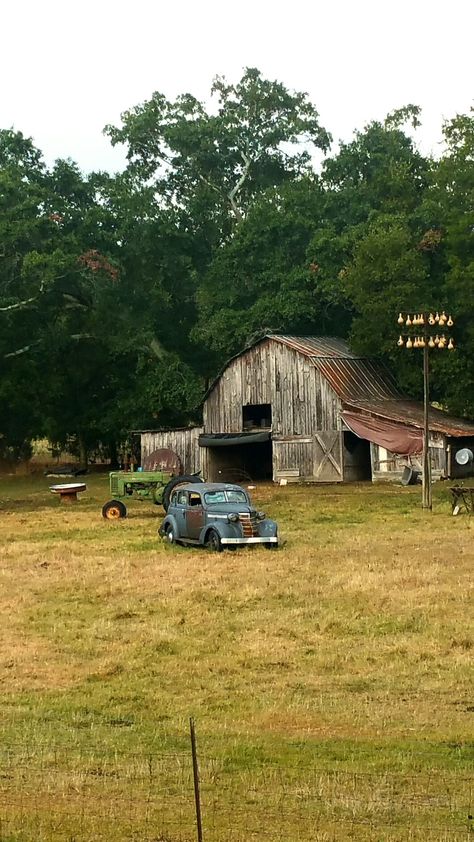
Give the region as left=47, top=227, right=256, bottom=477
left=140, top=335, right=474, bottom=484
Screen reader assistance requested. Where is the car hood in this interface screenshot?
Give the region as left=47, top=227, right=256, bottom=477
left=205, top=503, right=254, bottom=515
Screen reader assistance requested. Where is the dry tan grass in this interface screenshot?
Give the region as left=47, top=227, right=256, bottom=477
left=0, top=476, right=473, bottom=732
left=0, top=473, right=472, bottom=839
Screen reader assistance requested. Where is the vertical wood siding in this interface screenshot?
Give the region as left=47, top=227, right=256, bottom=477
left=140, top=428, right=203, bottom=475
left=272, top=433, right=343, bottom=482
left=203, top=339, right=342, bottom=436
left=202, top=339, right=345, bottom=482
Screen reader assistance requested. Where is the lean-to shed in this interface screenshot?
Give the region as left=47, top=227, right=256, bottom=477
left=140, top=335, right=474, bottom=483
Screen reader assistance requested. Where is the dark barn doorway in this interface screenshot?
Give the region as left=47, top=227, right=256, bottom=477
left=199, top=432, right=273, bottom=483
left=343, top=431, right=372, bottom=481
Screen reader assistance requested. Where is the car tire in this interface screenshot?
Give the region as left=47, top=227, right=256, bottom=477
left=164, top=523, right=177, bottom=545
left=205, top=528, right=222, bottom=552
left=162, top=475, right=204, bottom=512
left=264, top=542, right=279, bottom=550
left=102, top=499, right=127, bottom=520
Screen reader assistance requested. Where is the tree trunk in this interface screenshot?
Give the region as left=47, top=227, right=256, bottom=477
left=78, top=434, right=88, bottom=468
left=109, top=440, right=119, bottom=470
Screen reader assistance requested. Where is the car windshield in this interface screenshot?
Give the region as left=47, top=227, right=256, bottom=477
left=204, top=490, right=248, bottom=505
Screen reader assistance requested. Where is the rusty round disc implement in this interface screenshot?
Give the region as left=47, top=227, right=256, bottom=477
left=142, top=448, right=182, bottom=474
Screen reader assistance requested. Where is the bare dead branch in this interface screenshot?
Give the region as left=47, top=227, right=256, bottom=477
left=4, top=341, right=40, bottom=358
left=227, top=151, right=252, bottom=221
left=0, top=280, right=45, bottom=312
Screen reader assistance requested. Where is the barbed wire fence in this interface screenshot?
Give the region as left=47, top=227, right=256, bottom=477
left=0, top=719, right=472, bottom=841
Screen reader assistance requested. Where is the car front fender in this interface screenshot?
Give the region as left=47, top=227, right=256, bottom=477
left=199, top=520, right=238, bottom=545
left=257, top=518, right=278, bottom=538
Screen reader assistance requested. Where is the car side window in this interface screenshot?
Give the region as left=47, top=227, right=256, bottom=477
left=177, top=490, right=188, bottom=506
left=189, top=493, right=202, bottom=507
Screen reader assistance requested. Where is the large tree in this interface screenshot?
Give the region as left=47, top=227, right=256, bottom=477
left=425, top=109, right=474, bottom=416
left=105, top=68, right=331, bottom=234
left=3, top=92, right=474, bottom=463
left=105, top=68, right=332, bottom=378
left=0, top=133, right=120, bottom=459
left=194, top=175, right=338, bottom=359
left=301, top=109, right=449, bottom=399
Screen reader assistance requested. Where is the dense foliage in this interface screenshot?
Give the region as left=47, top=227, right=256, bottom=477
left=1, top=70, right=473, bottom=461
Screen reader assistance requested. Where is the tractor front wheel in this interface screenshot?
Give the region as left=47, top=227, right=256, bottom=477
left=102, top=499, right=127, bottom=520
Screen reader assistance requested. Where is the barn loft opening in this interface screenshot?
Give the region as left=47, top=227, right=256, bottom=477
left=243, top=403, right=272, bottom=430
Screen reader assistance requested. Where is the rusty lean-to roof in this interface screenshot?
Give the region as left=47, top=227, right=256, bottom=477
left=344, top=399, right=474, bottom=437
left=312, top=357, right=402, bottom=402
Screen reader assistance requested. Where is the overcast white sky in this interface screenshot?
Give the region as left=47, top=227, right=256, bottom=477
left=2, top=0, right=473, bottom=173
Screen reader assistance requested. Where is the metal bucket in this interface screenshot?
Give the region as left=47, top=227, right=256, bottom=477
left=401, top=466, right=421, bottom=486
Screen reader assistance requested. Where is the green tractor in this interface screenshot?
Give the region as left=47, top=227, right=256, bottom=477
left=102, top=470, right=202, bottom=520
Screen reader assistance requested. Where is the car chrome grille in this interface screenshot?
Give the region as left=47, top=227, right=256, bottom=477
left=239, top=512, right=258, bottom=537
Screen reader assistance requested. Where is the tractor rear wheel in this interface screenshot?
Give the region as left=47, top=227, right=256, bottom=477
left=102, top=499, right=127, bottom=520
left=162, top=475, right=203, bottom=512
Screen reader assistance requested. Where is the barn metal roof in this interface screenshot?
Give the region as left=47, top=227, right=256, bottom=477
left=269, top=335, right=354, bottom=358
left=312, top=357, right=402, bottom=402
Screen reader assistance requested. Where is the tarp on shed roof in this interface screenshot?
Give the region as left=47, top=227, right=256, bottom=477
left=199, top=431, right=271, bottom=447
left=343, top=411, right=423, bottom=455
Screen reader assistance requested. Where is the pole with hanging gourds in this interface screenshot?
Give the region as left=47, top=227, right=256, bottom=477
left=396, top=311, right=455, bottom=510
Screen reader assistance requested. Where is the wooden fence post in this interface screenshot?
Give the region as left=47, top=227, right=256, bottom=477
left=190, top=717, right=203, bottom=842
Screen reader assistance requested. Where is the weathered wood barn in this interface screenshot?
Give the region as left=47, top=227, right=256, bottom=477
left=140, top=335, right=474, bottom=483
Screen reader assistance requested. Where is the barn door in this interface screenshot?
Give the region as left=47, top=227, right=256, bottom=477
left=314, top=432, right=343, bottom=482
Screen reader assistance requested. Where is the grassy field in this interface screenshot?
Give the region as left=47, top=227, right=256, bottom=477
left=0, top=472, right=472, bottom=840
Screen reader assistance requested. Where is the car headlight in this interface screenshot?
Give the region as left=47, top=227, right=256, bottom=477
left=228, top=513, right=239, bottom=523
left=256, top=511, right=266, bottom=520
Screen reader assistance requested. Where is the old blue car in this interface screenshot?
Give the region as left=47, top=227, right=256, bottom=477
left=158, top=482, right=278, bottom=550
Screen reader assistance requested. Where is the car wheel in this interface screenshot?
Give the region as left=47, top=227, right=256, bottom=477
left=205, top=528, right=222, bottom=552
left=165, top=523, right=177, bottom=544
left=102, top=500, right=127, bottom=520
left=264, top=542, right=279, bottom=550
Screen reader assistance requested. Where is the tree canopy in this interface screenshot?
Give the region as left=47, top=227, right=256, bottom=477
left=1, top=72, right=473, bottom=462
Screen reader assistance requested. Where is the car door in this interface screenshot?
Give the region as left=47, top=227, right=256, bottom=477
left=186, top=491, right=205, bottom=540
left=174, top=490, right=188, bottom=537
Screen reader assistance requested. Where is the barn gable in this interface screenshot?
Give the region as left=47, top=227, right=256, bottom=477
left=204, top=336, right=348, bottom=436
